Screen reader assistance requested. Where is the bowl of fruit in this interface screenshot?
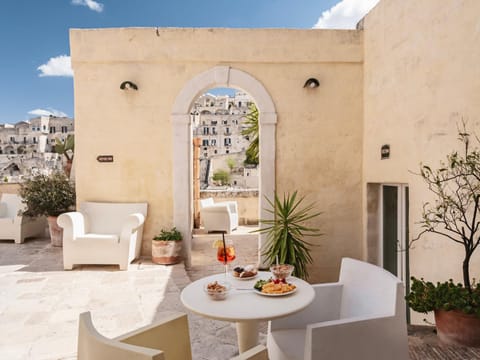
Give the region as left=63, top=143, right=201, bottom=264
left=270, top=264, right=294, bottom=280
left=204, top=280, right=231, bottom=300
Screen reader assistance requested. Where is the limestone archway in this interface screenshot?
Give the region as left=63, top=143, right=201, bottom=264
left=171, top=66, right=277, bottom=267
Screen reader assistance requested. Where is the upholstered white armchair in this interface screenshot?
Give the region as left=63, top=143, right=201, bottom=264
left=0, top=193, right=46, bottom=243
left=199, top=197, right=238, bottom=233
left=267, top=258, right=409, bottom=360
left=78, top=311, right=268, bottom=360
left=58, top=201, right=147, bottom=270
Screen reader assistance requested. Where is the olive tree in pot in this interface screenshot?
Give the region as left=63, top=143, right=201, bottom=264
left=256, top=191, right=322, bottom=280
left=152, top=227, right=183, bottom=265
left=19, top=172, right=76, bottom=247
left=406, top=125, right=480, bottom=347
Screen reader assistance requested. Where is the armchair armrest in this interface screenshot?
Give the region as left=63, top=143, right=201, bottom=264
left=270, top=283, right=343, bottom=331
left=219, top=201, right=238, bottom=214
left=120, top=213, right=145, bottom=237
left=0, top=202, right=7, bottom=218
left=307, top=314, right=408, bottom=360
left=58, top=212, right=87, bottom=240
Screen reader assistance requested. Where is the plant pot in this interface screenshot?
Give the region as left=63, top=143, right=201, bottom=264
left=434, top=309, right=480, bottom=347
left=152, top=240, right=182, bottom=265
left=47, top=216, right=63, bottom=247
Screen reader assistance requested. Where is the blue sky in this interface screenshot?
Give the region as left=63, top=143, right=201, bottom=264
left=0, top=0, right=378, bottom=124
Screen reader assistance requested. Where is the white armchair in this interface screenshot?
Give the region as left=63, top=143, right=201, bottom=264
left=0, top=193, right=46, bottom=243
left=58, top=201, right=147, bottom=270
left=267, top=257, right=409, bottom=360
left=199, top=197, right=238, bottom=233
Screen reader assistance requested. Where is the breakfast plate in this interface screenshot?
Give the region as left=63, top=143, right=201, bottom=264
left=254, top=287, right=297, bottom=297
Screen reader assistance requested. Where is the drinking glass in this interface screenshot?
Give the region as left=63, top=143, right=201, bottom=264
left=216, top=234, right=236, bottom=279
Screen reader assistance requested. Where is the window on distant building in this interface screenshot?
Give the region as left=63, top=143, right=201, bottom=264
left=224, top=138, right=231, bottom=146
left=223, top=120, right=228, bottom=125
left=226, top=150, right=230, bottom=154
left=49, top=126, right=56, bottom=134
left=212, top=127, right=216, bottom=134
left=43, top=125, right=46, bottom=131
left=211, top=139, right=216, bottom=146
left=33, top=137, right=37, bottom=144
left=214, top=150, right=217, bottom=154
left=202, top=139, right=208, bottom=146
left=203, top=127, right=209, bottom=135
left=226, top=127, right=230, bottom=134
left=61, top=126, right=68, bottom=133
left=204, top=152, right=208, bottom=157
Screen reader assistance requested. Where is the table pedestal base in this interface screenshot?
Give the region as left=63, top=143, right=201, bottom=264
left=236, top=321, right=259, bottom=353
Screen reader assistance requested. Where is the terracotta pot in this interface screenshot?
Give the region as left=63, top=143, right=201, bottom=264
left=47, top=216, right=63, bottom=247
left=434, top=309, right=480, bottom=347
left=152, top=240, right=182, bottom=265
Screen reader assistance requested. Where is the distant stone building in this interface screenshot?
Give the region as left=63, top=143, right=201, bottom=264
left=191, top=92, right=258, bottom=189
left=0, top=116, right=74, bottom=182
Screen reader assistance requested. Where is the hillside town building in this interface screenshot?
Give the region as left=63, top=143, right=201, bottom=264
left=191, top=92, right=258, bottom=189
left=0, top=116, right=74, bottom=181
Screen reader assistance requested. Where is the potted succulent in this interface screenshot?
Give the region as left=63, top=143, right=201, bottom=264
left=152, top=227, right=183, bottom=265
left=19, top=172, right=76, bottom=247
left=406, top=124, right=480, bottom=347
left=256, top=191, right=322, bottom=280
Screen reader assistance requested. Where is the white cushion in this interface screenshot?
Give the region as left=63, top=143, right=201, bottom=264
left=268, top=329, right=305, bottom=360
left=77, top=234, right=119, bottom=244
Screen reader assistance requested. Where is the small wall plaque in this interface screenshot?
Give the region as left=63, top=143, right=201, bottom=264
left=97, top=155, right=114, bottom=163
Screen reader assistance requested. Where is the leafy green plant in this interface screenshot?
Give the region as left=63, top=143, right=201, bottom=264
left=407, top=123, right=480, bottom=318
left=54, top=134, right=74, bottom=161
left=19, top=172, right=75, bottom=217
left=412, top=123, right=480, bottom=293
left=212, top=169, right=230, bottom=185
left=406, top=277, right=480, bottom=317
left=153, top=227, right=182, bottom=241
left=241, top=103, right=259, bottom=166
left=256, top=191, right=322, bottom=280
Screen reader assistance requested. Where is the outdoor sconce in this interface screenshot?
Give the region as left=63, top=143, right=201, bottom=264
left=381, top=144, right=390, bottom=159
left=120, top=81, right=138, bottom=91
left=303, top=78, right=320, bottom=89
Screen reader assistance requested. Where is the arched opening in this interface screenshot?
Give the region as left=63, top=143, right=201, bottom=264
left=171, top=66, right=277, bottom=268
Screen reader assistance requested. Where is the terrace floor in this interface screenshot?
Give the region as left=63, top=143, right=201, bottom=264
left=0, top=227, right=479, bottom=359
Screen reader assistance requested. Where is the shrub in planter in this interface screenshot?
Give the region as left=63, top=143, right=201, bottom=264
left=19, top=172, right=75, bottom=246
left=406, top=123, right=480, bottom=347
left=152, top=227, right=182, bottom=265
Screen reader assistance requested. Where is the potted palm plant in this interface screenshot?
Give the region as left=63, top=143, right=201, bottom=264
left=152, top=227, right=183, bottom=265
left=19, top=172, right=76, bottom=247
left=406, top=124, right=480, bottom=347
left=256, top=191, right=322, bottom=280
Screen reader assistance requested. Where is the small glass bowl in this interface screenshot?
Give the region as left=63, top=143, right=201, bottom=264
left=204, top=280, right=231, bottom=300
left=270, top=264, right=294, bottom=280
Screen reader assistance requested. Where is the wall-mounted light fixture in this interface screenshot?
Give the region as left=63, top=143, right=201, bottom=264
left=381, top=144, right=390, bottom=160
left=120, top=81, right=138, bottom=91
left=303, top=78, right=320, bottom=89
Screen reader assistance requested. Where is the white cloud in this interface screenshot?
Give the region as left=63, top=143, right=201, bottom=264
left=313, top=0, right=380, bottom=29
left=28, top=108, right=68, bottom=117
left=71, top=0, right=104, bottom=12
left=37, top=55, right=73, bottom=77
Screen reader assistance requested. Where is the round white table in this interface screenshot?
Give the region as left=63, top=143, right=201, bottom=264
left=180, top=271, right=314, bottom=353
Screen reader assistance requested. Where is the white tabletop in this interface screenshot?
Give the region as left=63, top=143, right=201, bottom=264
left=180, top=271, right=315, bottom=322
